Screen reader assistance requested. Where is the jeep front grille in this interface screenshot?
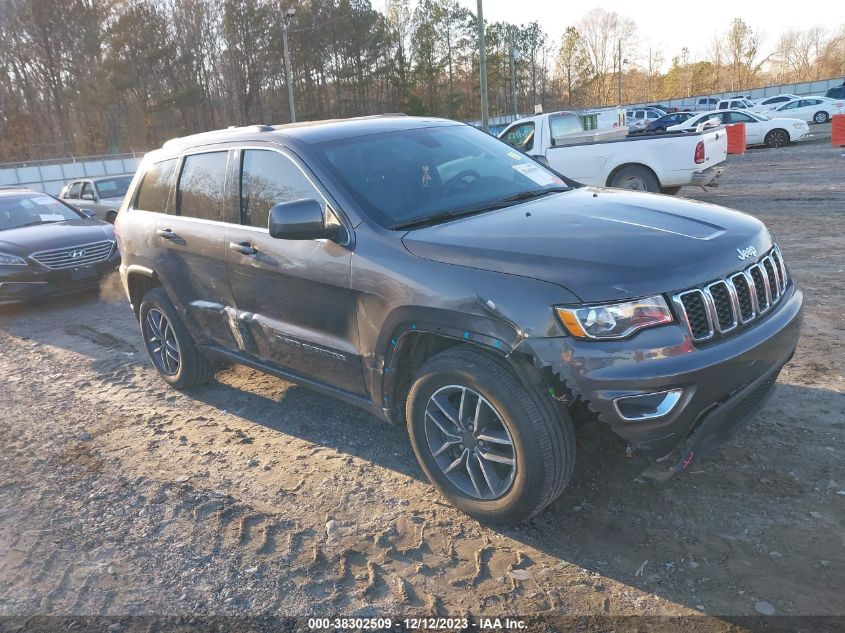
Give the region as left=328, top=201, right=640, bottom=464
left=672, top=246, right=788, bottom=344
left=30, top=240, right=115, bottom=270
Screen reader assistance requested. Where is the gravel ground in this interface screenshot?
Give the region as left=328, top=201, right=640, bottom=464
left=0, top=128, right=843, bottom=625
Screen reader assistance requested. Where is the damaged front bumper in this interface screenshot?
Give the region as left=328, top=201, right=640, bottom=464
left=520, top=284, right=803, bottom=463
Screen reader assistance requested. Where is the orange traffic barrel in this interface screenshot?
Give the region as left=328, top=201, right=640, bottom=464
left=832, top=114, right=845, bottom=147
left=725, top=123, right=746, bottom=154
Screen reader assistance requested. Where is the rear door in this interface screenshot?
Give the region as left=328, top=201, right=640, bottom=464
left=143, top=149, right=240, bottom=349
left=726, top=112, right=763, bottom=144
left=224, top=146, right=365, bottom=395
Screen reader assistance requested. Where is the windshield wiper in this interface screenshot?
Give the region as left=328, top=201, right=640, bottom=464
left=13, top=220, right=63, bottom=228
left=391, top=187, right=570, bottom=230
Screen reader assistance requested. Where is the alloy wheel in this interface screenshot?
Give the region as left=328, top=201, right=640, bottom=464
left=424, top=385, right=516, bottom=500
left=813, top=111, right=828, bottom=124
left=144, top=308, right=181, bottom=375
left=767, top=130, right=788, bottom=148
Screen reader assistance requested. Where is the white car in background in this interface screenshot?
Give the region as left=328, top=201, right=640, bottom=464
left=750, top=94, right=800, bottom=112
left=765, top=97, right=845, bottom=124
left=666, top=109, right=809, bottom=148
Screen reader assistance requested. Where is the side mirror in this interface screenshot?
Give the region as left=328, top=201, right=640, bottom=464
left=80, top=208, right=96, bottom=218
left=268, top=198, right=339, bottom=241
left=81, top=192, right=95, bottom=201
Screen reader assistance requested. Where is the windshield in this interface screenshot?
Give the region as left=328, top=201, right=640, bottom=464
left=95, top=176, right=133, bottom=199
left=313, top=125, right=568, bottom=229
left=0, top=194, right=81, bottom=230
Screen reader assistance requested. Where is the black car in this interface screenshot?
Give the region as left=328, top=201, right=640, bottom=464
left=647, top=111, right=696, bottom=133
left=115, top=116, right=803, bottom=525
left=0, top=187, right=120, bottom=305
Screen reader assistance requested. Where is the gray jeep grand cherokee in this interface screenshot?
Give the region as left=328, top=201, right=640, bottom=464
left=115, top=116, right=803, bottom=524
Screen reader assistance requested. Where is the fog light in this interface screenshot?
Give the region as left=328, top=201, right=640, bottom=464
left=613, top=389, right=683, bottom=421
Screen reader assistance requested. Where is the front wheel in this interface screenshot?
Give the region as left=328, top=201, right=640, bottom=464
left=764, top=129, right=790, bottom=148
left=813, top=111, right=829, bottom=124
left=406, top=346, right=575, bottom=525
left=609, top=165, right=660, bottom=192
left=139, top=287, right=216, bottom=389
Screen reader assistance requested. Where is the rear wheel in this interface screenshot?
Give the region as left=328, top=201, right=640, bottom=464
left=813, top=111, right=829, bottom=124
left=406, top=346, right=575, bottom=525
left=764, top=129, right=789, bottom=148
left=609, top=165, right=660, bottom=192
left=139, top=287, right=215, bottom=389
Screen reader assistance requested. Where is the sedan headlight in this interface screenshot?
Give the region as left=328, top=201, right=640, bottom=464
left=556, top=296, right=674, bottom=339
left=793, top=123, right=805, bottom=129
left=0, top=252, right=27, bottom=266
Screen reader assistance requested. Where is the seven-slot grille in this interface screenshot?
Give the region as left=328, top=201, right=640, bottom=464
left=672, top=246, right=788, bottom=343
left=30, top=240, right=114, bottom=270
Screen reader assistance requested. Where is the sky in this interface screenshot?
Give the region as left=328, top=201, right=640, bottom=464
left=374, top=0, right=845, bottom=71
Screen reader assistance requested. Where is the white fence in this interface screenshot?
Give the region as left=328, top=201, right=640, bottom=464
left=635, top=77, right=844, bottom=110
left=0, top=153, right=143, bottom=195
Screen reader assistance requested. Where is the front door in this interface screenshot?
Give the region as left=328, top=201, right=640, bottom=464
left=224, top=146, right=365, bottom=395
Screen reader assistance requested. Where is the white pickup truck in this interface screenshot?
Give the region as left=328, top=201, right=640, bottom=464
left=499, top=111, right=728, bottom=195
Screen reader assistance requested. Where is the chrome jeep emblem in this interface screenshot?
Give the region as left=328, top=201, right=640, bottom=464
left=70, top=249, right=86, bottom=259
left=736, top=246, right=757, bottom=261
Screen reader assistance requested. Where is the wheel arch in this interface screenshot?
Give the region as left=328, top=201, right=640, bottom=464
left=126, top=267, right=162, bottom=316
left=605, top=162, right=661, bottom=189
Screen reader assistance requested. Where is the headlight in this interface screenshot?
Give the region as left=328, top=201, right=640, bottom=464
left=793, top=123, right=804, bottom=129
left=556, top=296, right=674, bottom=339
left=0, top=252, right=27, bottom=266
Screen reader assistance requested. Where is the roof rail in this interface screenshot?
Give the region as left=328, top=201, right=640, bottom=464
left=163, top=124, right=273, bottom=149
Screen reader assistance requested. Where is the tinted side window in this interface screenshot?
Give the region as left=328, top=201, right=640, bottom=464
left=81, top=182, right=95, bottom=199
left=135, top=158, right=178, bottom=214
left=177, top=151, right=229, bottom=221
left=240, top=150, right=321, bottom=228
left=68, top=182, right=81, bottom=198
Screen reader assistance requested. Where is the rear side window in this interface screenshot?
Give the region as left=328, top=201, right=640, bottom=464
left=135, top=159, right=178, bottom=214
left=177, top=151, right=229, bottom=221
left=240, top=149, right=321, bottom=228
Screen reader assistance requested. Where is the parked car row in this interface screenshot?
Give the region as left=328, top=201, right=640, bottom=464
left=666, top=110, right=809, bottom=148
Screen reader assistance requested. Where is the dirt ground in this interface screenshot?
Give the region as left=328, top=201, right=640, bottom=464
left=1, top=127, right=843, bottom=626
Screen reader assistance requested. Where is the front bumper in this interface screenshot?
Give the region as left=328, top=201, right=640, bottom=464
left=690, top=165, right=725, bottom=187
left=523, top=283, right=803, bottom=460
left=0, top=252, right=120, bottom=305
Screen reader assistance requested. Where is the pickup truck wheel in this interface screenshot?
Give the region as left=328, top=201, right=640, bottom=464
left=813, top=111, right=829, bottom=124
left=139, top=287, right=216, bottom=389
left=764, top=129, right=789, bottom=148
left=609, top=165, right=660, bottom=192
left=406, top=346, right=575, bottom=525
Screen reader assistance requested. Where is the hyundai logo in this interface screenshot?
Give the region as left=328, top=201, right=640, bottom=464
left=70, top=249, right=86, bottom=259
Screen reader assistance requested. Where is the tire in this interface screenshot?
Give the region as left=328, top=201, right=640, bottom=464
left=661, top=186, right=682, bottom=196
left=764, top=129, right=790, bottom=148
left=406, top=346, right=575, bottom=525
left=105, top=210, right=117, bottom=224
left=139, top=287, right=216, bottom=389
left=609, top=165, right=660, bottom=192
left=813, top=111, right=829, bottom=124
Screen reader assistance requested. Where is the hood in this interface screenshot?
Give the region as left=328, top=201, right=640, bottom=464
left=401, top=187, right=772, bottom=303
left=0, top=219, right=115, bottom=257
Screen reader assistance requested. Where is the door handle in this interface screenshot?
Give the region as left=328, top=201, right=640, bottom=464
left=156, top=228, right=177, bottom=240
left=229, top=241, right=256, bottom=255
